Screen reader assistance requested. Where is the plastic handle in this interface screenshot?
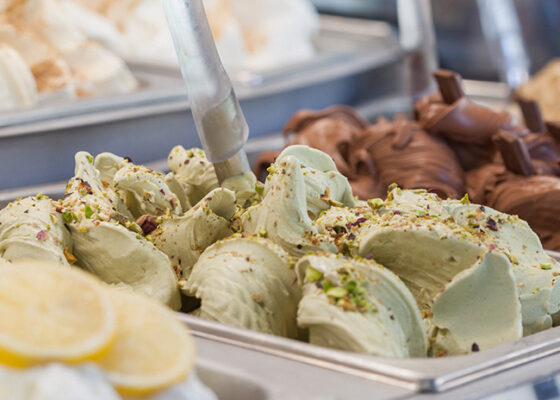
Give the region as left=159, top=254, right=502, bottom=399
left=162, top=0, right=249, bottom=163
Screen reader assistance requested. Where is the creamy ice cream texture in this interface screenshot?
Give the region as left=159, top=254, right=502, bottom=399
left=62, top=152, right=181, bottom=310
left=242, top=145, right=355, bottom=256
left=2, top=143, right=559, bottom=359
left=0, top=43, right=37, bottom=112
left=358, top=188, right=560, bottom=348
left=296, top=253, right=427, bottom=357
left=257, top=69, right=560, bottom=252
left=0, top=17, right=76, bottom=104
left=152, top=187, right=236, bottom=279
left=0, top=364, right=216, bottom=400
left=0, top=195, right=72, bottom=265
left=184, top=234, right=301, bottom=339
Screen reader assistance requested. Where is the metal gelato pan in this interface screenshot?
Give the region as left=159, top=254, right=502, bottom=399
left=0, top=15, right=407, bottom=191
left=181, top=305, right=560, bottom=394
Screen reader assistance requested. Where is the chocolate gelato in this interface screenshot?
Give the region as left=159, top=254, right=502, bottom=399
left=349, top=116, right=465, bottom=199
left=415, top=70, right=515, bottom=170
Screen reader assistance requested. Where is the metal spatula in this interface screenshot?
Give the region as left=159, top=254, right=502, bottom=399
left=163, top=0, right=250, bottom=183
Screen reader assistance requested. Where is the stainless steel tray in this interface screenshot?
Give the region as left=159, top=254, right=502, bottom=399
left=193, top=334, right=412, bottom=400
left=182, top=302, right=560, bottom=394
left=0, top=15, right=407, bottom=191
left=194, top=323, right=560, bottom=400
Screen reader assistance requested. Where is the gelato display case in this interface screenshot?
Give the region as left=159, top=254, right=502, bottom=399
left=3, top=1, right=560, bottom=399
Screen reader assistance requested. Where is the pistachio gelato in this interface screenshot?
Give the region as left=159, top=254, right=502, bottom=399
left=296, top=253, right=427, bottom=357
left=0, top=195, right=71, bottom=265
left=2, top=143, right=559, bottom=359
left=62, top=151, right=181, bottom=310
left=241, top=145, right=355, bottom=256
left=168, top=146, right=220, bottom=206
left=183, top=235, right=301, bottom=338
left=151, top=188, right=236, bottom=279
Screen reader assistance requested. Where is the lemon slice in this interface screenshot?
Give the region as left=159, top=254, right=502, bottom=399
left=0, top=260, right=116, bottom=367
left=97, top=289, right=195, bottom=395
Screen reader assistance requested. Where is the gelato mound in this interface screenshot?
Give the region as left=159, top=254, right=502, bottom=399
left=349, top=116, right=465, bottom=200
left=0, top=0, right=137, bottom=111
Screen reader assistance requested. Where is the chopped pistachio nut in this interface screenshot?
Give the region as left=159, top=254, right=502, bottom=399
left=541, top=263, right=552, bottom=270
left=62, top=211, right=72, bottom=223
left=84, top=205, right=93, bottom=219
left=255, top=183, right=264, bottom=196
left=305, top=266, right=323, bottom=283
left=326, top=286, right=348, bottom=298
left=460, top=193, right=470, bottom=204
left=367, top=198, right=384, bottom=209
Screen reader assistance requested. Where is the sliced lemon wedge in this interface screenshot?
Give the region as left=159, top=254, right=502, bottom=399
left=97, top=289, right=195, bottom=395
left=0, top=260, right=116, bottom=367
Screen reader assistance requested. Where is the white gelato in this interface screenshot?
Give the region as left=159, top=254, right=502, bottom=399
left=4, top=0, right=136, bottom=98
left=0, top=17, right=75, bottom=103
left=78, top=0, right=318, bottom=72
left=0, top=43, right=37, bottom=111
left=0, top=363, right=217, bottom=400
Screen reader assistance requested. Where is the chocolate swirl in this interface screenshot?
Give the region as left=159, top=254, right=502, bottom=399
left=523, top=132, right=560, bottom=175
left=349, top=116, right=465, bottom=199
left=486, top=175, right=560, bottom=251
left=415, top=93, right=513, bottom=170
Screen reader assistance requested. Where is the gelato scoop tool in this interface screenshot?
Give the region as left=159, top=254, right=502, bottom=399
left=163, top=0, right=250, bottom=183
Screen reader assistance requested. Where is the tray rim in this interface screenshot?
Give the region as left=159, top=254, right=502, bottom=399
left=177, top=285, right=560, bottom=394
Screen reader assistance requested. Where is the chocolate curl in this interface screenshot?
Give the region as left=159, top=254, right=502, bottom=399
left=546, top=121, right=560, bottom=141
left=433, top=69, right=465, bottom=105
left=517, top=96, right=545, bottom=133
left=495, top=129, right=536, bottom=176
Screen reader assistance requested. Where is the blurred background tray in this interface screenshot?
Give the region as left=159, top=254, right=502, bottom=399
left=0, top=15, right=407, bottom=191
left=0, top=78, right=514, bottom=204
